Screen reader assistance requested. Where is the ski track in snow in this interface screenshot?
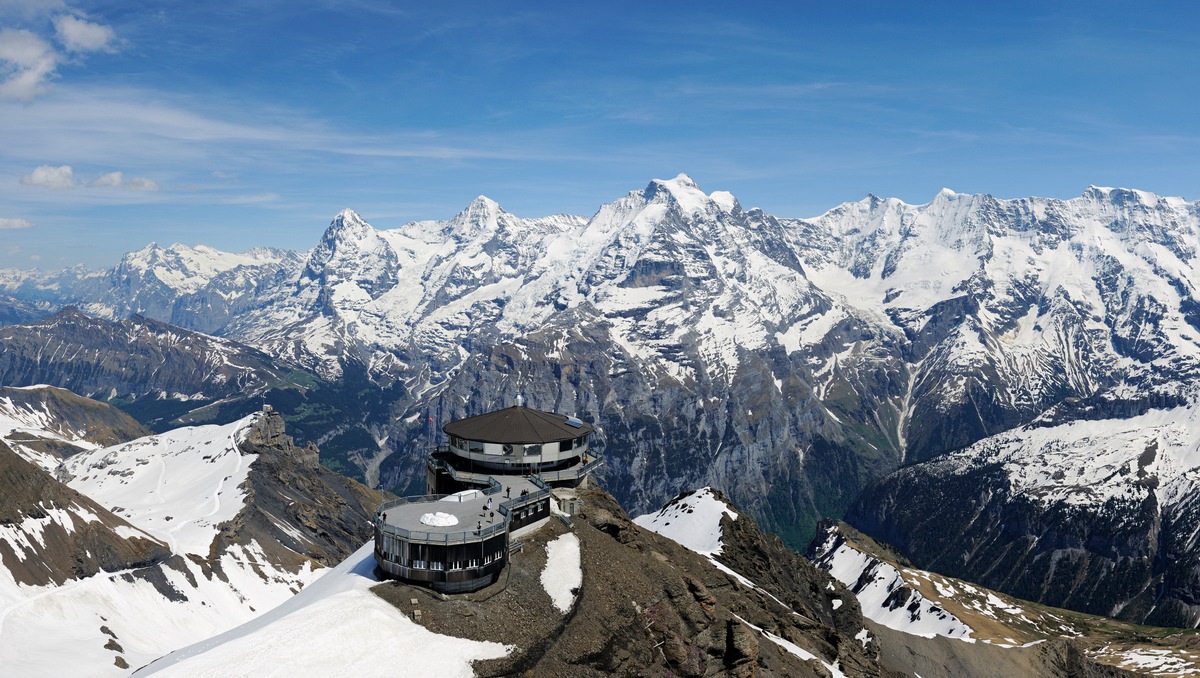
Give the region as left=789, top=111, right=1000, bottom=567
left=151, top=455, right=177, bottom=553
left=63, top=416, right=257, bottom=558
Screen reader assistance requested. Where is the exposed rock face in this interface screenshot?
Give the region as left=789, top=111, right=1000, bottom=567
left=847, top=457, right=1182, bottom=626
left=377, top=484, right=896, bottom=678
left=215, top=409, right=384, bottom=569
left=0, top=441, right=169, bottom=587
left=380, top=284, right=905, bottom=548
left=0, top=308, right=288, bottom=417
left=846, top=401, right=1200, bottom=627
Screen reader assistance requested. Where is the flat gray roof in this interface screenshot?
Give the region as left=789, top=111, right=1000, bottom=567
left=381, top=476, right=544, bottom=534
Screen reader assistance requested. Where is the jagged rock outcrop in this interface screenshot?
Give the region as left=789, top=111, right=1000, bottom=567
left=211, top=409, right=384, bottom=569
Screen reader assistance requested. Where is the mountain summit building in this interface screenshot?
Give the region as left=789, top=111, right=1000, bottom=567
left=373, top=405, right=600, bottom=593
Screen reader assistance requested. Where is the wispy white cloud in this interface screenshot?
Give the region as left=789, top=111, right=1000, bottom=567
left=0, top=216, right=34, bottom=229
left=220, top=193, right=280, bottom=205
left=88, top=171, right=160, bottom=191
left=89, top=169, right=122, bottom=187
left=20, top=163, right=73, bottom=188
left=53, top=14, right=116, bottom=53
left=0, top=7, right=116, bottom=101
left=0, top=86, right=551, bottom=172
left=0, top=28, right=58, bottom=101
left=0, top=0, right=67, bottom=21
left=125, top=176, right=160, bottom=191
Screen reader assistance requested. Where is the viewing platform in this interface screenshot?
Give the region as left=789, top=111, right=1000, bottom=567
left=427, top=446, right=604, bottom=488
left=374, top=476, right=551, bottom=593
left=374, top=402, right=599, bottom=593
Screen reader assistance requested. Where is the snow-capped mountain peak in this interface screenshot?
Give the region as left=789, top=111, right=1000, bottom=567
left=463, top=194, right=501, bottom=216
left=116, top=241, right=295, bottom=296
left=438, top=194, right=518, bottom=242
left=642, top=173, right=736, bottom=217
left=302, top=209, right=399, bottom=302
left=314, top=209, right=377, bottom=247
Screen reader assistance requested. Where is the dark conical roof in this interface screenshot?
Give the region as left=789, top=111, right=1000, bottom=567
left=441, top=406, right=594, bottom=444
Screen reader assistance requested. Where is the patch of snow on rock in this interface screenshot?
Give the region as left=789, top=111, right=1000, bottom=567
left=540, top=532, right=582, bottom=614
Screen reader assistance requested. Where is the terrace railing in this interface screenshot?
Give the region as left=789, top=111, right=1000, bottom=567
left=536, top=455, right=605, bottom=482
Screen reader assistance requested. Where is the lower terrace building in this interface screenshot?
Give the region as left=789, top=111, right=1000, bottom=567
left=373, top=405, right=601, bottom=593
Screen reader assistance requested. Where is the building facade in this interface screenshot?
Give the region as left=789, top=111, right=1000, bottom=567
left=374, top=405, right=600, bottom=593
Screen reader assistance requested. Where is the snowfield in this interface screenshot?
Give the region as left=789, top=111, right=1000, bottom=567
left=136, top=543, right=510, bottom=677
left=632, top=487, right=738, bottom=555
left=0, top=541, right=322, bottom=678
left=0, top=415, right=327, bottom=677
left=63, top=416, right=258, bottom=556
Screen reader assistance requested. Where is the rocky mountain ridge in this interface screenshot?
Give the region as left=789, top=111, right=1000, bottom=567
left=142, top=484, right=894, bottom=678
left=0, top=384, right=150, bottom=470
left=810, top=520, right=1200, bottom=677
left=846, top=401, right=1200, bottom=628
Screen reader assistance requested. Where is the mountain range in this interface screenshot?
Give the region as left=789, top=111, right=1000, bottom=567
left=1, top=361, right=1194, bottom=675
left=3, top=175, right=1200, bottom=633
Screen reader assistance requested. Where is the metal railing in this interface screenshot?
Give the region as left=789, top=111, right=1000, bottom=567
left=498, top=476, right=551, bottom=516
left=428, top=445, right=600, bottom=480
left=376, top=514, right=508, bottom=545
left=427, top=456, right=508, bottom=491
left=536, top=455, right=605, bottom=482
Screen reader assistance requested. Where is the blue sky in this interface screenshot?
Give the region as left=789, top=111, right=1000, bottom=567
left=1, top=0, right=1197, bottom=268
